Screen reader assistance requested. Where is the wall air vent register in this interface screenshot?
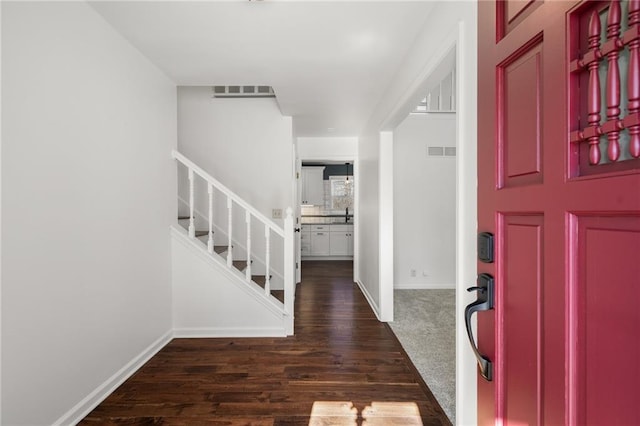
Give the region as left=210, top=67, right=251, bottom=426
left=427, top=146, right=456, bottom=157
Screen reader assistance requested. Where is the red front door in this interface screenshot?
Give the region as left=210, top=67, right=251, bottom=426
left=477, top=0, right=640, bottom=424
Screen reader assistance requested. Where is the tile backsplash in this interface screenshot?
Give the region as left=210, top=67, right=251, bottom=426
left=301, top=180, right=353, bottom=219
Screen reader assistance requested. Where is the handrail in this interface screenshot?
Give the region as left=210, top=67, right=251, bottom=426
left=172, top=150, right=285, bottom=237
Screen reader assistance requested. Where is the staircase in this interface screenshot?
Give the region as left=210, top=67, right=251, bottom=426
left=171, top=150, right=294, bottom=336
left=175, top=222, right=284, bottom=304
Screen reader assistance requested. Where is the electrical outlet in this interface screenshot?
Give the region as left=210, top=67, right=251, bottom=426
left=272, top=208, right=283, bottom=219
left=410, top=269, right=416, bottom=278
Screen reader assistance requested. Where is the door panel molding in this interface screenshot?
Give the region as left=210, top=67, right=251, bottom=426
left=497, top=214, right=544, bottom=425
left=568, top=213, right=640, bottom=425
left=498, top=35, right=545, bottom=188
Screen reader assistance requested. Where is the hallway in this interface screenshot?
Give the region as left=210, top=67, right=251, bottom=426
left=81, top=261, right=450, bottom=425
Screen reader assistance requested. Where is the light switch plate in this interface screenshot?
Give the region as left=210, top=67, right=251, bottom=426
left=272, top=209, right=283, bottom=219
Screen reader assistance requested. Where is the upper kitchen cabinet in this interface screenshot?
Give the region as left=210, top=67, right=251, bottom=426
left=301, top=166, right=325, bottom=206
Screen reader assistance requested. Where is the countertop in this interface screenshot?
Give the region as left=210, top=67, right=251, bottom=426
left=301, top=215, right=353, bottom=225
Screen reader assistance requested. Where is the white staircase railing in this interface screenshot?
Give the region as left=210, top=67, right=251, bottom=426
left=172, top=150, right=295, bottom=335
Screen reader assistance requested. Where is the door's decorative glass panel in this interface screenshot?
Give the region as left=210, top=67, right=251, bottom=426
left=569, top=0, right=640, bottom=175
left=605, top=0, right=622, bottom=161
left=627, top=0, right=640, bottom=157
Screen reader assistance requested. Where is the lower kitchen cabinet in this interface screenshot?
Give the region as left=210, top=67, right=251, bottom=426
left=329, top=230, right=349, bottom=255
left=302, top=224, right=353, bottom=257
left=301, top=226, right=311, bottom=256
left=310, top=227, right=330, bottom=256
left=329, top=225, right=354, bottom=256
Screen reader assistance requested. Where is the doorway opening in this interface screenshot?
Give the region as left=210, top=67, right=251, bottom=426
left=388, top=48, right=457, bottom=423
left=298, top=159, right=356, bottom=281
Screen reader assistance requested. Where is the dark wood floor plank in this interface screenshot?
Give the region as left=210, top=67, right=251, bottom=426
left=81, top=260, right=451, bottom=425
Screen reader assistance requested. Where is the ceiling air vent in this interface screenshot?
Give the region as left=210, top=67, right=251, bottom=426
left=212, top=85, right=275, bottom=98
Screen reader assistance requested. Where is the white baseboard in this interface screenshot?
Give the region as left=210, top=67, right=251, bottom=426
left=174, top=327, right=286, bottom=338
left=356, top=279, right=382, bottom=321
left=53, top=329, right=173, bottom=426
left=394, top=282, right=456, bottom=290
left=301, top=256, right=354, bottom=261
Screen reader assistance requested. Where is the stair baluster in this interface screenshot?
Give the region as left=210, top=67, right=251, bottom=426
left=264, top=226, right=271, bottom=296
left=284, top=208, right=294, bottom=334
left=207, top=183, right=214, bottom=254
left=245, top=211, right=252, bottom=281
left=188, top=168, right=195, bottom=238
left=227, top=197, right=233, bottom=267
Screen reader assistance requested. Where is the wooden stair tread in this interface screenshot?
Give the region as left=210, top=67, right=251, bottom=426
left=177, top=216, right=190, bottom=220
left=251, top=275, right=273, bottom=286
left=195, top=230, right=209, bottom=237
left=271, top=290, right=285, bottom=303
left=252, top=276, right=282, bottom=303
left=213, top=245, right=228, bottom=254
left=232, top=260, right=248, bottom=270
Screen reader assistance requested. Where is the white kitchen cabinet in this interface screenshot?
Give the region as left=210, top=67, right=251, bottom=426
left=330, top=224, right=354, bottom=256
left=329, top=231, right=349, bottom=255
left=301, top=225, right=311, bottom=256
left=302, top=224, right=353, bottom=257
left=310, top=225, right=330, bottom=255
left=301, top=167, right=325, bottom=206
left=346, top=231, right=354, bottom=256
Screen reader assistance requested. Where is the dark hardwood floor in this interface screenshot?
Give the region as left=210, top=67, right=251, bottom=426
left=81, top=261, right=451, bottom=425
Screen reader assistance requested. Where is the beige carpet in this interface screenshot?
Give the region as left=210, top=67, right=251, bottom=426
left=389, top=289, right=456, bottom=424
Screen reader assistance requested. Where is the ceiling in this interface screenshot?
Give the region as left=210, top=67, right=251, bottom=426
left=90, top=1, right=435, bottom=137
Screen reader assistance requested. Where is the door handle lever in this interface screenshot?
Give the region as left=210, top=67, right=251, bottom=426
left=464, top=273, right=494, bottom=381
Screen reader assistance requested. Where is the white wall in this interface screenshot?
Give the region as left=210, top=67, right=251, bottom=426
left=394, top=114, right=456, bottom=289
left=178, top=87, right=293, bottom=221
left=356, top=132, right=380, bottom=313
left=177, top=88, right=293, bottom=291
left=297, top=136, right=357, bottom=160
left=358, top=1, right=473, bottom=314
left=1, top=3, right=177, bottom=425
left=378, top=131, right=394, bottom=320
left=0, top=2, right=4, bottom=420
left=356, top=2, right=477, bottom=425
left=171, top=227, right=287, bottom=337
